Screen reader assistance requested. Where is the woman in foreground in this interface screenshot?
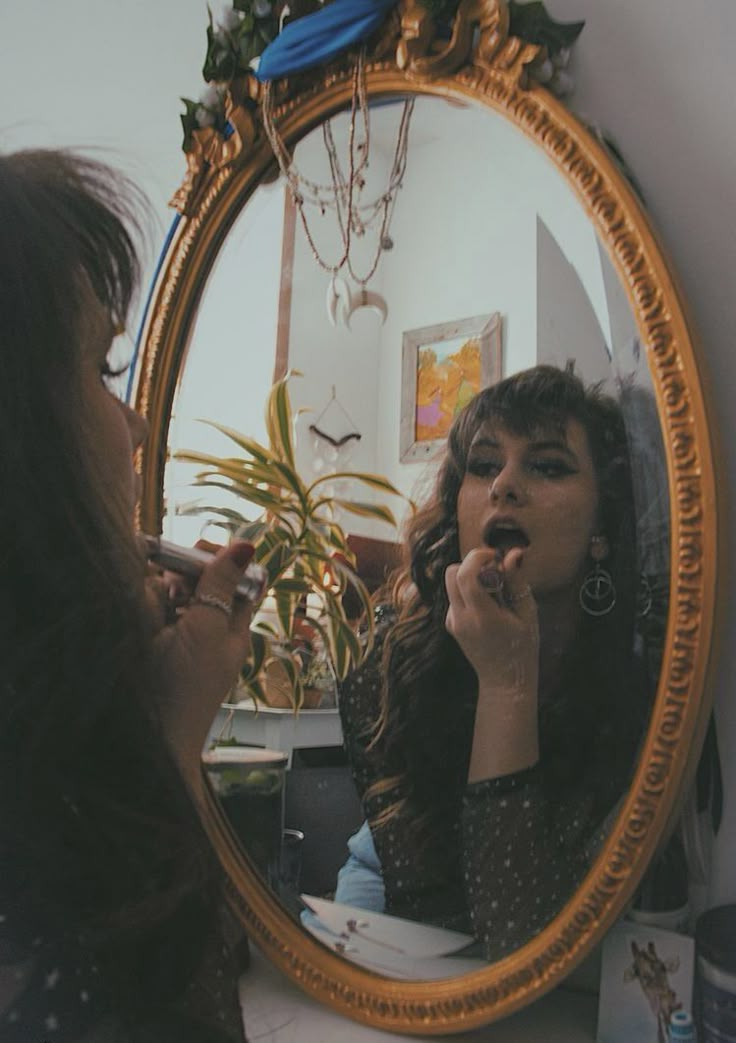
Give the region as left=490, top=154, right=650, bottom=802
left=0, top=150, right=254, bottom=1041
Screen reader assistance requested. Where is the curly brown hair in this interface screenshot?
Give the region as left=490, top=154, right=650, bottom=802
left=368, top=364, right=649, bottom=848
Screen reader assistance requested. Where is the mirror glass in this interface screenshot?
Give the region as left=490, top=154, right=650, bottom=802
left=160, top=95, right=670, bottom=979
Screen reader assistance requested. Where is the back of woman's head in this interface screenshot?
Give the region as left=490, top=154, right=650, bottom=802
left=0, top=150, right=143, bottom=549
left=0, top=149, right=150, bottom=750
left=0, top=151, right=221, bottom=1020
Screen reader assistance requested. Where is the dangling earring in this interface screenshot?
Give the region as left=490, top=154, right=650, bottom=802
left=580, top=537, right=615, bottom=617
left=579, top=562, right=617, bottom=617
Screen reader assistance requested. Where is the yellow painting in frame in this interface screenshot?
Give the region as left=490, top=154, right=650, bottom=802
left=400, top=313, right=502, bottom=463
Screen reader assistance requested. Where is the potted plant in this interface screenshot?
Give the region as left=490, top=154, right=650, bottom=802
left=175, top=371, right=405, bottom=708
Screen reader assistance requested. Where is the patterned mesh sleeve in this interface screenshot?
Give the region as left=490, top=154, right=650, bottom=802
left=338, top=606, right=616, bottom=960
left=337, top=606, right=395, bottom=803
left=0, top=908, right=113, bottom=1042
left=461, top=767, right=611, bottom=961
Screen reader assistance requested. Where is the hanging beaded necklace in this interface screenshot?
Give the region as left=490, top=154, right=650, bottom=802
left=261, top=49, right=414, bottom=290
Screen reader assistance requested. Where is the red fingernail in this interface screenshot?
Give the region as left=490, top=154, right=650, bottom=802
left=229, top=540, right=255, bottom=568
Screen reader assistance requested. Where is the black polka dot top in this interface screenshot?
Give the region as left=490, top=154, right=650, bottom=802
left=0, top=889, right=248, bottom=1042
left=338, top=606, right=615, bottom=962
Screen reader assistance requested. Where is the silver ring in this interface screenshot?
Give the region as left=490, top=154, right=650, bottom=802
left=478, top=569, right=504, bottom=595
left=193, top=593, right=233, bottom=619
left=509, top=586, right=532, bottom=603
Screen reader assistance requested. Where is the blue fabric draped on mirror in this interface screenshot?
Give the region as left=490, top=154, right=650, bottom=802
left=255, top=0, right=398, bottom=82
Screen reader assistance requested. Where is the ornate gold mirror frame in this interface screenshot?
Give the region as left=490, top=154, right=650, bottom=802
left=133, top=1, right=721, bottom=1032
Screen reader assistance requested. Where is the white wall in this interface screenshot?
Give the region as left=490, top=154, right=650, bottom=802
left=2, top=0, right=734, bottom=911
left=0, top=0, right=210, bottom=264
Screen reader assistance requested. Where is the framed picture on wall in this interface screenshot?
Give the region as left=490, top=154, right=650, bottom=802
left=399, top=312, right=503, bottom=463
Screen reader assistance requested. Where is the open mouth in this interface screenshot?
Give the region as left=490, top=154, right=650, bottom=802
left=483, top=520, right=530, bottom=555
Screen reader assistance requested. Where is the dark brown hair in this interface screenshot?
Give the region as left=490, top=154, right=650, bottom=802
left=0, top=150, right=232, bottom=1036
left=368, top=365, right=647, bottom=846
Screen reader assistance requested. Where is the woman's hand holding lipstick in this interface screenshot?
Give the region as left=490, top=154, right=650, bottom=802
left=444, top=547, right=538, bottom=675
left=445, top=547, right=540, bottom=782
left=144, top=538, right=259, bottom=788
left=477, top=549, right=533, bottom=608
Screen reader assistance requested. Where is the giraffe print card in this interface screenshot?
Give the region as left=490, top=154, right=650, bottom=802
left=597, top=919, right=695, bottom=1043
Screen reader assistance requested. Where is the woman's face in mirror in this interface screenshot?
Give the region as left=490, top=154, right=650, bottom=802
left=456, top=419, right=604, bottom=606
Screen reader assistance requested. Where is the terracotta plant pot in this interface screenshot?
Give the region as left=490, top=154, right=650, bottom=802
left=262, top=661, right=327, bottom=709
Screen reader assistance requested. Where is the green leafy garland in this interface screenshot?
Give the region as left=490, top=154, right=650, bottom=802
left=180, top=0, right=282, bottom=151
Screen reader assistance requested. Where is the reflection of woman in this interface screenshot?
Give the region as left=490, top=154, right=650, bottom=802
left=338, top=365, right=652, bottom=960
left=0, top=151, right=254, bottom=1040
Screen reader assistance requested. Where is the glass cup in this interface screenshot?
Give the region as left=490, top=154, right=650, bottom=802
left=202, top=745, right=288, bottom=889
left=280, top=827, right=305, bottom=893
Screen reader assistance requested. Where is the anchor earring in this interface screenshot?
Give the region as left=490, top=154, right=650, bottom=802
left=579, top=562, right=617, bottom=617
left=580, top=535, right=616, bottom=617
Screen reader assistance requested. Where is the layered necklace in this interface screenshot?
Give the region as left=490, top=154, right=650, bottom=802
left=261, top=50, right=414, bottom=296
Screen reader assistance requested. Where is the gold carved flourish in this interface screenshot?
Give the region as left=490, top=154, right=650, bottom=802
left=136, top=36, right=719, bottom=1036
left=170, top=81, right=262, bottom=216
left=137, top=157, right=256, bottom=532
left=169, top=1, right=543, bottom=220
left=396, top=0, right=538, bottom=83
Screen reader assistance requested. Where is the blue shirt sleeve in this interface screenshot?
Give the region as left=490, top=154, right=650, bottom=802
left=334, top=820, right=385, bottom=913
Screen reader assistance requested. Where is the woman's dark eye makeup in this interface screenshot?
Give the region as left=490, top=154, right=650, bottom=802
left=98, top=317, right=134, bottom=388
left=100, top=358, right=131, bottom=387
left=99, top=335, right=133, bottom=387
left=528, top=456, right=577, bottom=478
left=101, top=359, right=130, bottom=377
left=466, top=442, right=579, bottom=480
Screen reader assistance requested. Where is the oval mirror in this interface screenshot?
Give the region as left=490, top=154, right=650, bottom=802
left=132, top=5, right=720, bottom=1033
